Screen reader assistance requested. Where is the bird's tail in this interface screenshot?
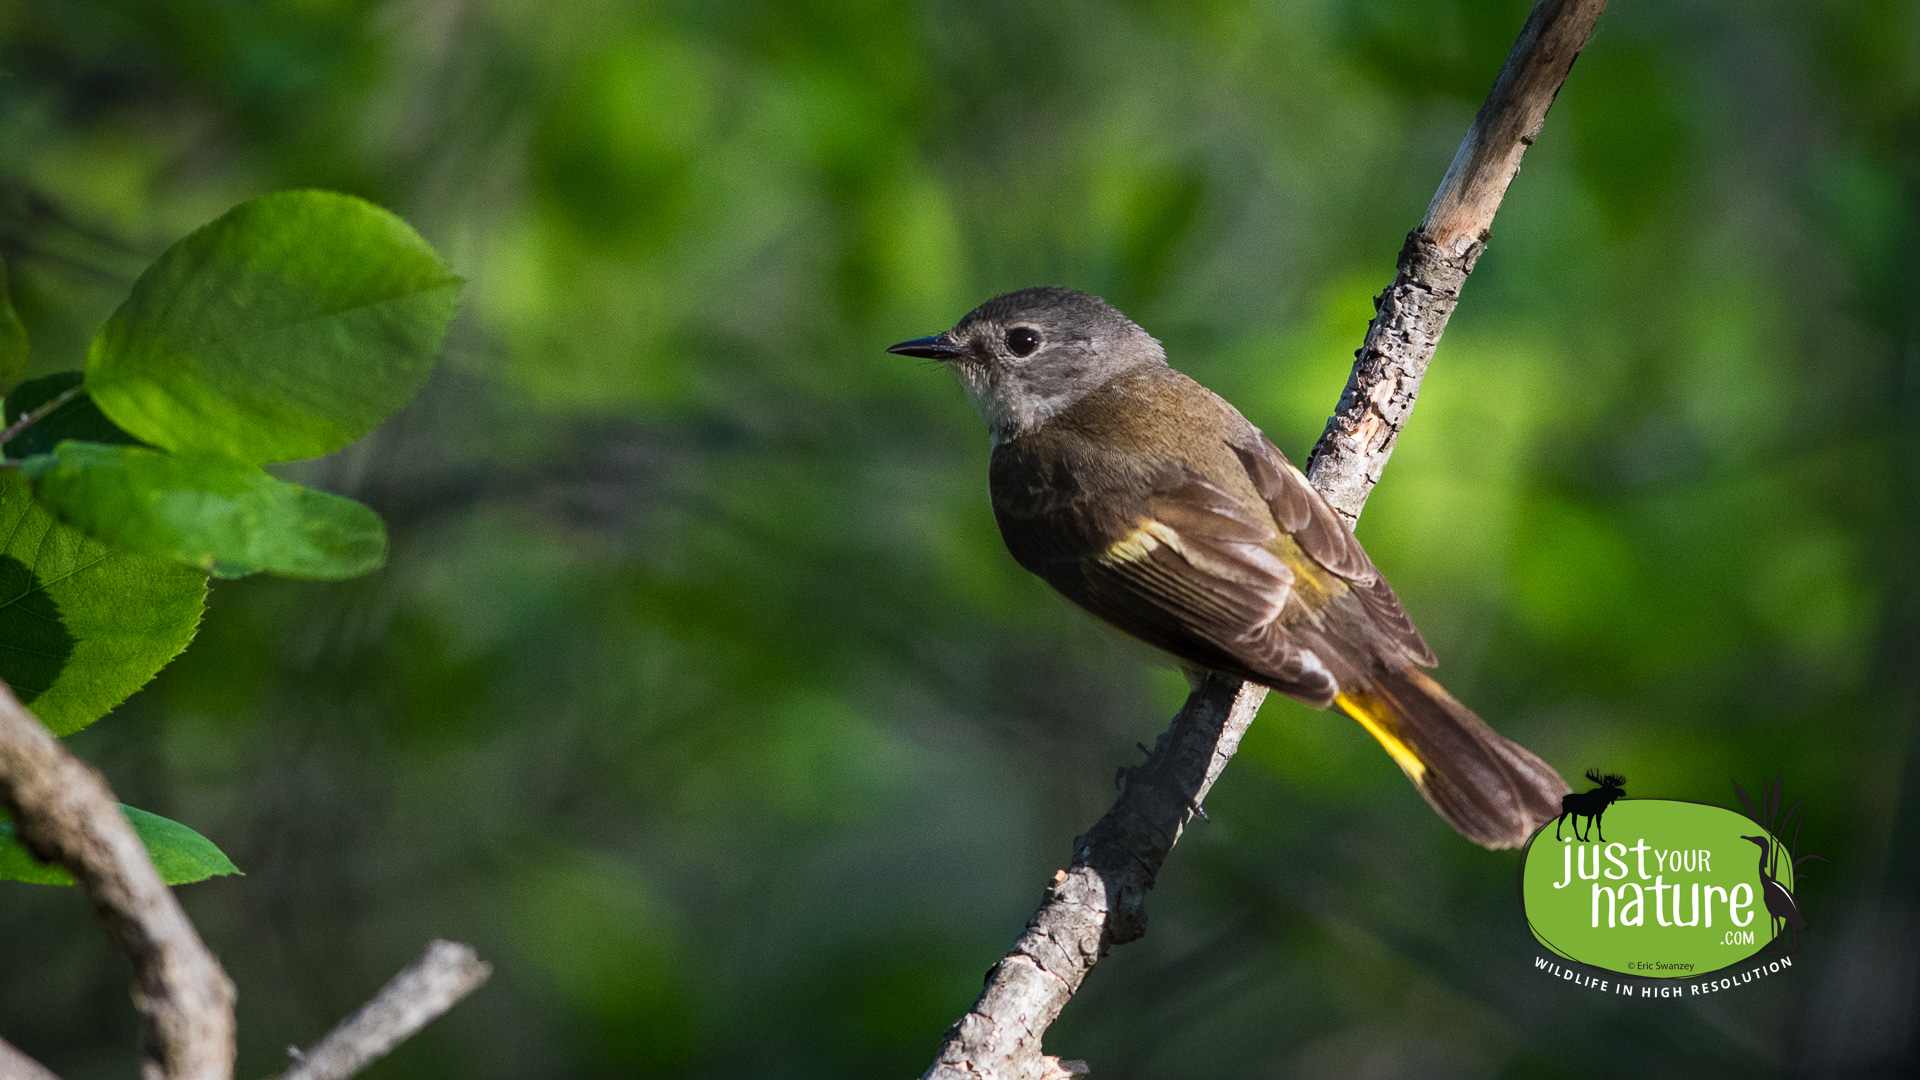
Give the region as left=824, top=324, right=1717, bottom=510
left=1333, top=664, right=1568, bottom=849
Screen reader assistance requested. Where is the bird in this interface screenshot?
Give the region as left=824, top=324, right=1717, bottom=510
left=889, top=286, right=1569, bottom=849
left=1740, top=834, right=1806, bottom=951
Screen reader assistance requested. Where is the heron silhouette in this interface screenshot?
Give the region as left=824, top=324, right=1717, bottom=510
left=1741, top=834, right=1805, bottom=952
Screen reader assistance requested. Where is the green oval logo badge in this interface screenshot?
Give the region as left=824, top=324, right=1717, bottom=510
left=1522, top=800, right=1796, bottom=978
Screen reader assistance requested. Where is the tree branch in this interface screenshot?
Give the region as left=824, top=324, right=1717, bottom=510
left=924, top=674, right=1262, bottom=1080
left=922, top=2, right=1607, bottom=1077
left=0, top=680, right=490, bottom=1080
left=1307, top=0, right=1607, bottom=524
left=0, top=682, right=236, bottom=1080
left=274, top=940, right=492, bottom=1080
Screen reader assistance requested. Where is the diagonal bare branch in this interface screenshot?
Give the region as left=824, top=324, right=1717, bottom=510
left=1307, top=0, right=1609, bottom=524
left=275, top=940, right=492, bottom=1080
left=922, top=2, right=1608, bottom=1077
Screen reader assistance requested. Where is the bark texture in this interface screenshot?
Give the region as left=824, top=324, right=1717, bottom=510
left=1308, top=0, right=1607, bottom=524
left=922, top=2, right=1607, bottom=1076
left=924, top=676, right=1262, bottom=1079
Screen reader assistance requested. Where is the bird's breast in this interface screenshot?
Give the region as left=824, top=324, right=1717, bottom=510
left=987, top=431, right=1146, bottom=571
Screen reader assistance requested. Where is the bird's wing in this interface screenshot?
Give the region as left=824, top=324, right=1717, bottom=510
left=1060, top=469, right=1343, bottom=701
left=1231, top=434, right=1437, bottom=668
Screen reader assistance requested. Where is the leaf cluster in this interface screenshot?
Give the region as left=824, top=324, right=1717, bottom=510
left=0, top=191, right=459, bottom=883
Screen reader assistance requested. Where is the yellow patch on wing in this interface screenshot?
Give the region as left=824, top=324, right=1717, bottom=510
left=1099, top=519, right=1184, bottom=565
left=1272, top=534, right=1345, bottom=608
left=1334, top=691, right=1428, bottom=783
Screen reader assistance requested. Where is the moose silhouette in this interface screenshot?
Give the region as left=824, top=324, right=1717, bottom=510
left=1554, top=769, right=1626, bottom=842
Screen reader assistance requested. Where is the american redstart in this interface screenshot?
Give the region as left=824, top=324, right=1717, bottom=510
left=891, top=286, right=1568, bottom=849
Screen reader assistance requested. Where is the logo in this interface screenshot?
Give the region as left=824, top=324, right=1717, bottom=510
left=1521, top=773, right=1826, bottom=987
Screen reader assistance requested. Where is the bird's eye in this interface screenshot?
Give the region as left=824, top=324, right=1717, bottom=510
left=1005, top=326, right=1040, bottom=357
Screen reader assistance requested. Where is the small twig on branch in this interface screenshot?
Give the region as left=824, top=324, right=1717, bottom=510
left=922, top=2, right=1606, bottom=1077
left=274, top=940, right=492, bottom=1080
left=0, top=384, right=83, bottom=451
left=0, top=681, right=237, bottom=1080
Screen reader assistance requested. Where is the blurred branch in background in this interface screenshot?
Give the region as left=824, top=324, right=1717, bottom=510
left=0, top=679, right=235, bottom=1080
left=274, top=941, right=491, bottom=1080
left=924, top=2, right=1607, bottom=1076
left=0, top=1037, right=62, bottom=1080
left=0, top=673, right=490, bottom=1079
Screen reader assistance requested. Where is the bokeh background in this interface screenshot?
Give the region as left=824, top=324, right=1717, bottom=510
left=2, top=0, right=1917, bottom=1077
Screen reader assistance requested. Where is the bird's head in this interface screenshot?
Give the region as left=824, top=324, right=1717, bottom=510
left=1740, top=834, right=1770, bottom=850
left=888, top=286, right=1165, bottom=444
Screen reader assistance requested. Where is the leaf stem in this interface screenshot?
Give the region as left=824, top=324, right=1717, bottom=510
left=0, top=384, right=84, bottom=449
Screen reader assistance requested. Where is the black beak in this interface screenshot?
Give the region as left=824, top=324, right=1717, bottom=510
left=887, top=334, right=965, bottom=360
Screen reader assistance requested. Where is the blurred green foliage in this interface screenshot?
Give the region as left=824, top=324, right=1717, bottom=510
left=1, top=0, right=1916, bottom=1077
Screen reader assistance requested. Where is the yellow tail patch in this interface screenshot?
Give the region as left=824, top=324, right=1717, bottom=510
left=1334, top=691, right=1428, bottom=783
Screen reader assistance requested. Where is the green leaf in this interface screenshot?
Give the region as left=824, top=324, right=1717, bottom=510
left=0, top=474, right=205, bottom=735
left=86, top=190, right=461, bottom=464
left=2, top=371, right=145, bottom=460
left=26, top=442, right=386, bottom=580
left=0, top=804, right=240, bottom=886
left=0, top=256, right=28, bottom=386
